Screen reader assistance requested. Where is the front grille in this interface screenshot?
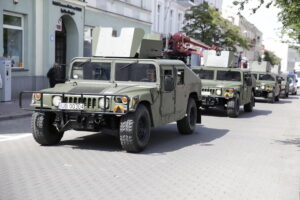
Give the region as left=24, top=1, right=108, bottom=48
left=202, top=88, right=216, bottom=95
left=63, top=96, right=98, bottom=109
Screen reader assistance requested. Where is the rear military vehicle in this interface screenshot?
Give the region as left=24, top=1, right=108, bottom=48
left=250, top=61, right=280, bottom=103
left=192, top=50, right=256, bottom=118
left=20, top=28, right=202, bottom=153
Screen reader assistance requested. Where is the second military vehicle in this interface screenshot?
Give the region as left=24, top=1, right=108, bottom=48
left=192, top=51, right=256, bottom=118
left=250, top=62, right=281, bottom=103
left=20, top=28, right=202, bottom=153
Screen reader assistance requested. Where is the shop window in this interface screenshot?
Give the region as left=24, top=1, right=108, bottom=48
left=84, top=26, right=93, bottom=57
left=3, top=12, right=24, bottom=68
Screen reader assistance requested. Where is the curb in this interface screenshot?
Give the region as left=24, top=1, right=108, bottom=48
left=0, top=113, right=32, bottom=121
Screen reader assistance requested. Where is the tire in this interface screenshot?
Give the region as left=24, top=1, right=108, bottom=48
left=119, top=104, right=151, bottom=153
left=227, top=95, right=240, bottom=118
left=275, top=94, right=280, bottom=102
left=268, top=92, right=275, bottom=103
left=31, top=112, right=64, bottom=145
left=244, top=92, right=254, bottom=112
left=177, top=98, right=197, bottom=135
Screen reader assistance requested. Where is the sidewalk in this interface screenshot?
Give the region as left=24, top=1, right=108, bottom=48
left=0, top=98, right=32, bottom=121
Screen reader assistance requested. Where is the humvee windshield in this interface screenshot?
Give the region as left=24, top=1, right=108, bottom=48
left=115, top=63, right=157, bottom=82
left=71, top=62, right=111, bottom=80
left=259, top=74, right=275, bottom=81
left=193, top=69, right=214, bottom=80
left=216, top=71, right=241, bottom=81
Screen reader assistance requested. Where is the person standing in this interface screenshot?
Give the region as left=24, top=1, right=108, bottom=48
left=47, top=63, right=65, bottom=88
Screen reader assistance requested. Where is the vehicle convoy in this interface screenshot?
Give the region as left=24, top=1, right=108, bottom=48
left=192, top=50, right=256, bottom=118
left=250, top=61, right=281, bottom=103
left=20, top=28, right=202, bottom=153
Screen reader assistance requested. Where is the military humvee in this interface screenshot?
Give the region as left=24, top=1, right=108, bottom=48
left=20, top=28, right=202, bottom=153
left=193, top=66, right=255, bottom=117
left=192, top=50, right=256, bottom=118
left=251, top=72, right=281, bottom=103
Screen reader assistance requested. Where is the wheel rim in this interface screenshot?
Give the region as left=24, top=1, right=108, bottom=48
left=137, top=116, right=148, bottom=142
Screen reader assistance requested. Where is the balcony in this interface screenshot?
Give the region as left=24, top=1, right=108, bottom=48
left=177, top=0, right=196, bottom=7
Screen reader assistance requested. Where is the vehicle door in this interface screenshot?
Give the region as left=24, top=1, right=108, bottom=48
left=160, top=66, right=175, bottom=116
left=175, top=66, right=188, bottom=116
left=243, top=72, right=252, bottom=104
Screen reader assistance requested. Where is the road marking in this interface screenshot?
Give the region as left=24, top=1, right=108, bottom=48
left=0, top=134, right=31, bottom=142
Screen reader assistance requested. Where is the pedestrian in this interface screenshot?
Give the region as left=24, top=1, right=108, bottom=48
left=47, top=63, right=65, bottom=88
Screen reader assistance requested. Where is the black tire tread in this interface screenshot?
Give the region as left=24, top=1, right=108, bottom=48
left=31, top=112, right=63, bottom=145
left=177, top=98, right=197, bottom=135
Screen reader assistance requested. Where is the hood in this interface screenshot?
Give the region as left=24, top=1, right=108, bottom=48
left=256, top=80, right=275, bottom=86
left=41, top=81, right=156, bottom=97
left=202, top=80, right=242, bottom=89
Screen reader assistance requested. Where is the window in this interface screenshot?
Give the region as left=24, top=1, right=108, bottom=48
left=3, top=13, right=24, bottom=68
left=169, top=10, right=173, bottom=33
left=176, top=69, right=184, bottom=85
left=115, top=63, right=156, bottom=82
left=156, top=4, right=161, bottom=32
left=84, top=26, right=93, bottom=57
left=259, top=74, right=275, bottom=81
left=71, top=62, right=111, bottom=81
left=217, top=71, right=241, bottom=82
left=178, top=13, right=182, bottom=31
left=193, top=69, right=214, bottom=80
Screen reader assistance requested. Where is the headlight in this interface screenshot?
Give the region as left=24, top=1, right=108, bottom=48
left=52, top=96, right=62, bottom=106
left=261, top=85, right=265, bottom=90
left=255, top=87, right=258, bottom=90
left=216, top=89, right=222, bottom=96
left=121, top=96, right=128, bottom=104
left=99, top=97, right=109, bottom=109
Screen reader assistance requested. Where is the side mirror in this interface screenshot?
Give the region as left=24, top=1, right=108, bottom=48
left=164, top=75, right=175, bottom=92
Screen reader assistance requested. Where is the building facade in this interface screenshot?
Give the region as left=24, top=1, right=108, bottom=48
left=0, top=0, right=151, bottom=99
left=151, top=0, right=198, bottom=35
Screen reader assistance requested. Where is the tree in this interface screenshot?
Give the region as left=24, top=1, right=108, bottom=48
left=233, top=0, right=300, bottom=44
left=182, top=2, right=249, bottom=52
left=263, top=50, right=281, bottom=66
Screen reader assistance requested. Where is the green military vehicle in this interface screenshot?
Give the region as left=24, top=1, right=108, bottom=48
left=250, top=61, right=281, bottom=103
left=278, top=74, right=289, bottom=98
left=192, top=66, right=255, bottom=117
left=20, top=28, right=202, bottom=153
left=251, top=72, right=281, bottom=103
left=191, top=50, right=256, bottom=118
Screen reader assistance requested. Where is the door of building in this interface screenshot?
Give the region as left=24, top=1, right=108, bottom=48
left=55, top=22, right=66, bottom=79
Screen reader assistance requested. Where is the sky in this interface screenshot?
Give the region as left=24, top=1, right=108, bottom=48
left=225, top=0, right=287, bottom=60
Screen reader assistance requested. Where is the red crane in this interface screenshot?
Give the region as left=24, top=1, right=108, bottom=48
left=163, top=32, right=217, bottom=65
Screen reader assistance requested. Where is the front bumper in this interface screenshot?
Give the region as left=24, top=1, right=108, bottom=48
left=201, top=96, right=227, bottom=106
left=254, top=90, right=271, bottom=98
left=19, top=91, right=130, bottom=115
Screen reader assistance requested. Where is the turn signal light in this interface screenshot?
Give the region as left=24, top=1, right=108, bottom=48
left=34, top=93, right=41, bottom=100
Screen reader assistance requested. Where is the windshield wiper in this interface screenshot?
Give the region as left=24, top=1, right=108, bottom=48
left=120, top=61, right=138, bottom=70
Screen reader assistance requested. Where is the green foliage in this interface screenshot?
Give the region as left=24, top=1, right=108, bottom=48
left=182, top=2, right=249, bottom=52
left=233, top=0, right=300, bottom=44
left=263, top=50, right=281, bottom=66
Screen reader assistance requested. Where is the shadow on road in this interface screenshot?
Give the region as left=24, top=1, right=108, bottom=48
left=202, top=107, right=272, bottom=118
left=59, top=124, right=229, bottom=153
left=275, top=138, right=300, bottom=149
left=287, top=96, right=299, bottom=100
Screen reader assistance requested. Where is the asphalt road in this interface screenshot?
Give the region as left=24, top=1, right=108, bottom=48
left=0, top=95, right=299, bottom=200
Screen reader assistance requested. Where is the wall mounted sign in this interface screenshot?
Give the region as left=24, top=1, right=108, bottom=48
left=56, top=18, right=62, bottom=31
left=52, top=1, right=82, bottom=16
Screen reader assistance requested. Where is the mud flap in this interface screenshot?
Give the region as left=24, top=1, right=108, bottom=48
left=196, top=108, right=201, bottom=124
